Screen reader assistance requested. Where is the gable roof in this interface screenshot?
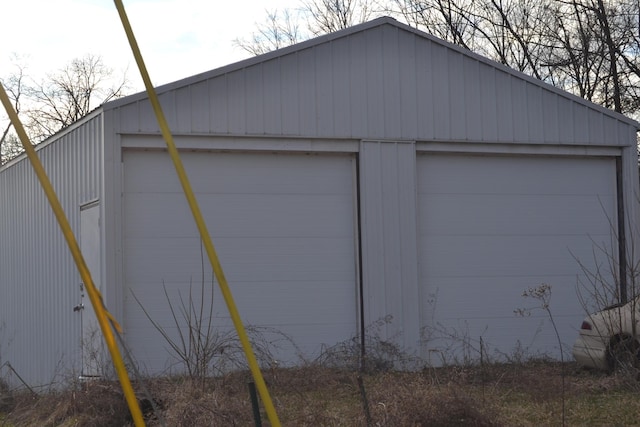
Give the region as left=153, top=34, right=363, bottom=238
left=105, top=16, right=639, bottom=145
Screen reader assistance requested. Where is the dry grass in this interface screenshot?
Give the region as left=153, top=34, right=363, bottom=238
left=2, top=361, right=640, bottom=426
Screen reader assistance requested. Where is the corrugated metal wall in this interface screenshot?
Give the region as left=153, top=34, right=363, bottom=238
left=111, top=20, right=633, bottom=147
left=103, top=18, right=639, bottom=368
left=359, top=140, right=420, bottom=352
left=0, top=113, right=103, bottom=388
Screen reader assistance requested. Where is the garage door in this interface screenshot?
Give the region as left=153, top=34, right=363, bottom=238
left=122, top=150, right=358, bottom=373
left=418, top=154, right=617, bottom=363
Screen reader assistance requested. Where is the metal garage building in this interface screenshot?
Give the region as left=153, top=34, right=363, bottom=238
left=1, top=17, right=638, bottom=386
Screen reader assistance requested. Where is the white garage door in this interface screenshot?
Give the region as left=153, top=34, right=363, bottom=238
left=122, top=150, right=358, bottom=373
left=418, top=154, right=617, bottom=363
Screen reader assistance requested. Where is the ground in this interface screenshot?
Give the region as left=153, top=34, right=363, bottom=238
left=2, top=361, right=640, bottom=426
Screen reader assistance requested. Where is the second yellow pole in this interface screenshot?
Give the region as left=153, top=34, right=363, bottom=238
left=112, top=1, right=282, bottom=425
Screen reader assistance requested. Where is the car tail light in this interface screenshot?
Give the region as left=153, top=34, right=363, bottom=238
left=580, top=321, right=592, bottom=330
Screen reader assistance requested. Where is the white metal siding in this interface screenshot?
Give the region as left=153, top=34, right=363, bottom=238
left=0, top=114, right=103, bottom=387
left=417, top=154, right=617, bottom=362
left=121, top=150, right=358, bottom=373
left=359, top=141, right=420, bottom=352
left=111, top=20, right=635, bottom=148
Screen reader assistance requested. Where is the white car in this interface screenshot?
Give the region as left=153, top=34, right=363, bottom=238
left=572, top=298, right=640, bottom=371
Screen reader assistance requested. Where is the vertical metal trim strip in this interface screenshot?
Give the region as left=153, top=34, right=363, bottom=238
left=616, top=156, right=628, bottom=302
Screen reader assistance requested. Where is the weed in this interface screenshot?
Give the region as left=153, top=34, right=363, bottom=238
left=6, top=357, right=640, bottom=425
left=0, top=376, right=14, bottom=413
left=314, top=315, right=418, bottom=372
left=516, top=283, right=566, bottom=426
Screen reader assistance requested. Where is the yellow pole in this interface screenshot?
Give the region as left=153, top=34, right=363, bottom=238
left=112, top=1, right=282, bottom=425
left=0, top=84, right=145, bottom=427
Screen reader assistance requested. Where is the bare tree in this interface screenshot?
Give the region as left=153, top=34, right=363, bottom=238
left=303, top=0, right=374, bottom=35
left=24, top=54, right=128, bottom=142
left=390, top=1, right=551, bottom=77
left=590, top=0, right=640, bottom=114
left=235, top=0, right=380, bottom=56
left=234, top=9, right=304, bottom=56
left=540, top=0, right=640, bottom=115
left=0, top=54, right=129, bottom=164
left=0, top=58, right=27, bottom=165
left=389, top=0, right=477, bottom=49
left=478, top=0, right=550, bottom=78
left=594, top=0, right=623, bottom=112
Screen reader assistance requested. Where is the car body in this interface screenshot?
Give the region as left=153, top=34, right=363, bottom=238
left=572, top=297, right=640, bottom=371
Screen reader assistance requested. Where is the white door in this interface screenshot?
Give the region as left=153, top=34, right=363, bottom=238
left=79, top=202, right=102, bottom=377
left=122, top=150, right=359, bottom=373
left=417, top=154, right=617, bottom=363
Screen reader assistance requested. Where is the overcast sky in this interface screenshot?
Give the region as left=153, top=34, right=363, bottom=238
left=1, top=0, right=300, bottom=91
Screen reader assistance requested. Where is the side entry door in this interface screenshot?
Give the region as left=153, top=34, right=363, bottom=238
left=78, top=201, right=102, bottom=378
